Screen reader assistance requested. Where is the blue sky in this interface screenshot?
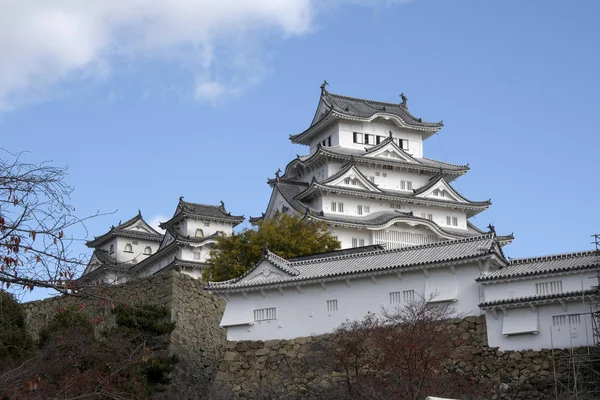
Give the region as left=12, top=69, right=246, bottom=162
left=1, top=0, right=599, bottom=294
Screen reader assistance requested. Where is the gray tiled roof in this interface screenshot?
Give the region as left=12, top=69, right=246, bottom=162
left=207, top=234, right=506, bottom=291
left=86, top=211, right=164, bottom=248
left=160, top=198, right=245, bottom=228
left=295, top=146, right=468, bottom=175
left=295, top=180, right=490, bottom=218
left=477, top=250, right=600, bottom=282
left=290, top=89, right=443, bottom=145
left=479, top=289, right=597, bottom=309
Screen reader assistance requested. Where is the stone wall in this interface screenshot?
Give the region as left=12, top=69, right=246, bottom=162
left=23, top=271, right=226, bottom=400
left=213, top=315, right=595, bottom=399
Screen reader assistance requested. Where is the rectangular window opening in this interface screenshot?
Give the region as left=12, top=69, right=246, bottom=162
left=390, top=291, right=401, bottom=304
left=327, top=299, right=338, bottom=313
left=254, top=307, right=277, bottom=321
left=403, top=290, right=415, bottom=302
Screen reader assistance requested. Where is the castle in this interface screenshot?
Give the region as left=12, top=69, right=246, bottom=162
left=82, top=83, right=599, bottom=351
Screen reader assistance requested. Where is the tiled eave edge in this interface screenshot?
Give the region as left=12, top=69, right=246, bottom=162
left=78, top=263, right=132, bottom=281
left=304, top=212, right=474, bottom=241
left=160, top=212, right=244, bottom=229
left=283, top=149, right=468, bottom=181
left=296, top=182, right=490, bottom=217
left=129, top=242, right=180, bottom=273
left=476, top=264, right=600, bottom=284
left=290, top=111, right=442, bottom=145
left=206, top=252, right=503, bottom=294
left=479, top=289, right=599, bottom=311
left=152, top=258, right=209, bottom=276
left=86, top=230, right=164, bottom=248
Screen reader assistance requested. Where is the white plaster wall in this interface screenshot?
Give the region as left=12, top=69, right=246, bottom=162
left=482, top=271, right=597, bottom=302
left=308, top=124, right=340, bottom=154
left=222, top=262, right=483, bottom=341
left=485, top=300, right=598, bottom=351
left=115, top=237, right=161, bottom=264
left=337, top=120, right=424, bottom=157
left=316, top=193, right=468, bottom=232
left=182, top=218, right=234, bottom=238
left=329, top=226, right=372, bottom=248
left=180, top=243, right=214, bottom=263
left=137, top=248, right=182, bottom=278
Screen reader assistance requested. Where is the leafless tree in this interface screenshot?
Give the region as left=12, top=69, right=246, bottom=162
left=0, top=149, right=101, bottom=296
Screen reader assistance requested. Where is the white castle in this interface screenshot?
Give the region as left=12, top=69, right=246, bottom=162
left=83, top=83, right=599, bottom=352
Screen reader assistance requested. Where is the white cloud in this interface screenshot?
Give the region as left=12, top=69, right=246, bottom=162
left=0, top=0, right=404, bottom=109
left=148, top=215, right=169, bottom=234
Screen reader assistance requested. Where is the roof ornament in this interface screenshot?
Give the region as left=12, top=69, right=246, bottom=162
left=320, top=80, right=329, bottom=94
left=388, top=130, right=393, bottom=138
left=417, top=118, right=422, bottom=123
left=400, top=93, right=408, bottom=109
left=137, top=209, right=142, bottom=216
left=382, top=106, right=386, bottom=111
left=349, top=154, right=356, bottom=166
left=275, top=168, right=281, bottom=179
left=304, top=207, right=310, bottom=217
left=179, top=196, right=184, bottom=202
left=220, top=200, right=225, bottom=209
left=263, top=242, right=270, bottom=256
left=487, top=224, right=496, bottom=234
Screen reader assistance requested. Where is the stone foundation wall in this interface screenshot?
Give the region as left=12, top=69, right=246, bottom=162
left=23, top=271, right=226, bottom=400
left=213, top=316, right=593, bottom=399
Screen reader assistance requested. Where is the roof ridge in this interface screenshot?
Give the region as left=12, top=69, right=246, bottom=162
left=510, top=250, right=600, bottom=265
left=421, top=155, right=469, bottom=169
left=290, top=233, right=495, bottom=266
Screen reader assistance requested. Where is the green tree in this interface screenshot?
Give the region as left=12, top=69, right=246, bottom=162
left=203, top=213, right=340, bottom=282
left=0, top=290, right=35, bottom=366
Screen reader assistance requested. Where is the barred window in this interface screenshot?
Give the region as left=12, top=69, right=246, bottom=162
left=403, top=290, right=415, bottom=302
left=327, top=300, right=338, bottom=313
left=553, top=314, right=581, bottom=326
left=536, top=281, right=563, bottom=295
left=390, top=291, right=401, bottom=304
left=254, top=307, right=277, bottom=321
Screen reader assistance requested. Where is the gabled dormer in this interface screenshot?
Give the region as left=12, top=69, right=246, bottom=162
left=363, top=134, right=420, bottom=164
left=321, top=161, right=382, bottom=192
left=413, top=176, right=470, bottom=203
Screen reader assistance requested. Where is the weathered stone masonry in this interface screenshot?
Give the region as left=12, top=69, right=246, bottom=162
left=213, top=316, right=591, bottom=400
left=24, top=271, right=226, bottom=400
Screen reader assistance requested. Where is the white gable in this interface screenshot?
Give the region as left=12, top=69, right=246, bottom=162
left=415, top=179, right=466, bottom=203
left=364, top=142, right=418, bottom=164
left=328, top=166, right=381, bottom=192
left=240, top=259, right=293, bottom=284
left=124, top=219, right=159, bottom=235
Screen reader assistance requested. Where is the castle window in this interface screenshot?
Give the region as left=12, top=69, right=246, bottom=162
left=353, top=132, right=364, bottom=144
left=364, top=206, right=370, bottom=214
left=204, top=221, right=210, bottom=227
left=254, top=307, right=277, bottom=321
left=365, top=134, right=375, bottom=145
left=327, top=300, right=338, bottom=313
left=428, top=214, right=433, bottom=220
left=357, top=205, right=363, bottom=215
left=124, top=243, right=133, bottom=253
left=368, top=176, right=375, bottom=182
left=400, top=180, right=412, bottom=191
left=452, top=217, right=458, bottom=226
left=390, top=291, right=401, bottom=304
left=328, top=136, right=332, bottom=146
left=382, top=165, right=393, bottom=171
left=338, top=202, right=344, bottom=213
left=552, top=314, right=581, bottom=326
left=536, top=281, right=563, bottom=295
left=193, top=251, right=201, bottom=260
left=109, top=244, right=114, bottom=254
left=403, top=290, right=415, bottom=302
left=195, top=229, right=204, bottom=238
left=344, top=178, right=351, bottom=185
left=398, top=139, right=409, bottom=150
left=143, top=246, right=152, bottom=255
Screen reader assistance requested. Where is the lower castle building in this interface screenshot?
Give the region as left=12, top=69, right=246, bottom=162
left=83, top=84, right=599, bottom=352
